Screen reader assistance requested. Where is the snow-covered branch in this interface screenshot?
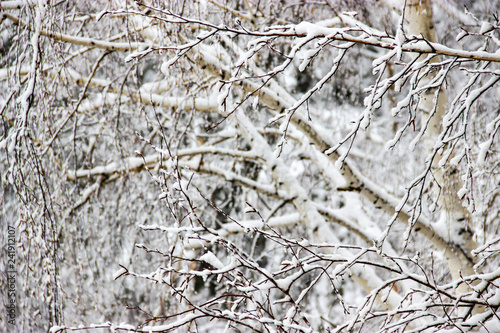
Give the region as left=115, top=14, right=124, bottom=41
left=3, top=1, right=500, bottom=332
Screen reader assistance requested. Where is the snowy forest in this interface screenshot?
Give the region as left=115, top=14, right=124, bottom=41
left=1, top=0, right=500, bottom=332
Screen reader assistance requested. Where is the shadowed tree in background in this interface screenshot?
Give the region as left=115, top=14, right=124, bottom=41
left=1, top=0, right=500, bottom=332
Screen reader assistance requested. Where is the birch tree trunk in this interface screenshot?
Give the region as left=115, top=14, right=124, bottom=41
left=403, top=0, right=476, bottom=288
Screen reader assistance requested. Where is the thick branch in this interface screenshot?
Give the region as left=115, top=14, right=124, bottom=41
left=3, top=12, right=148, bottom=52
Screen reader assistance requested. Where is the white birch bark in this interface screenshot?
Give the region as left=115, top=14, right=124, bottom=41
left=403, top=0, right=476, bottom=292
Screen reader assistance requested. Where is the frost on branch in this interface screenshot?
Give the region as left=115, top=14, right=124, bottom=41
left=1, top=0, right=500, bottom=332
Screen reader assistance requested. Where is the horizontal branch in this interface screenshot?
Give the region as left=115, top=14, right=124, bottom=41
left=317, top=29, right=500, bottom=63
left=0, top=0, right=35, bottom=10
left=3, top=12, right=149, bottom=52
left=66, top=147, right=262, bottom=180
left=137, top=5, right=500, bottom=63
left=11, top=63, right=219, bottom=112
